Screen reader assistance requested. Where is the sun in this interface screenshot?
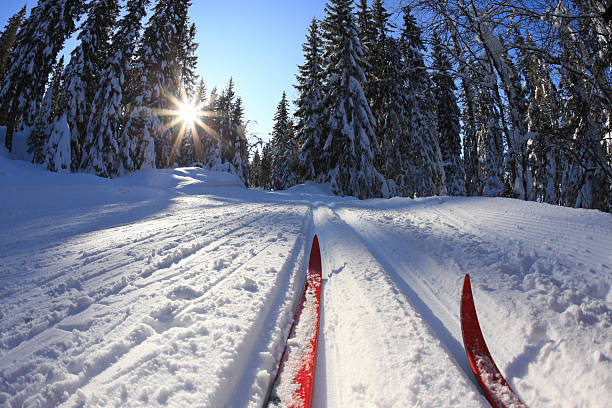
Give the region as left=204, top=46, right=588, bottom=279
left=178, top=101, right=199, bottom=125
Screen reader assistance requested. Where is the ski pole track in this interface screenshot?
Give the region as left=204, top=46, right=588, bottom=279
left=0, top=200, right=311, bottom=407
left=334, top=199, right=612, bottom=408
left=312, top=205, right=486, bottom=407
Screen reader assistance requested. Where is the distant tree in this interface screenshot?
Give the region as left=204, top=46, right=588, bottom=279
left=260, top=142, right=273, bottom=189
left=212, top=78, right=248, bottom=185
left=0, top=0, right=85, bottom=152
left=250, top=148, right=261, bottom=187
left=271, top=92, right=297, bottom=189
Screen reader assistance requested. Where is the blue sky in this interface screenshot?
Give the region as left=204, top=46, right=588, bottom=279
left=0, top=1, right=402, bottom=144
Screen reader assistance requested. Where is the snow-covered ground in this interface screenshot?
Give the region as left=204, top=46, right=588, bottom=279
left=1, top=151, right=611, bottom=407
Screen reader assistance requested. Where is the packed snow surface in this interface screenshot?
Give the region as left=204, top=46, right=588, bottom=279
left=0, top=153, right=611, bottom=407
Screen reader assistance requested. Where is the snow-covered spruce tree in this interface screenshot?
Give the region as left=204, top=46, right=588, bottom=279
left=400, top=6, right=446, bottom=197
left=365, top=0, right=407, bottom=194
left=64, top=0, right=119, bottom=173
left=28, top=82, right=54, bottom=165
left=122, top=0, right=194, bottom=170
left=355, top=0, right=377, bottom=97
left=250, top=148, right=261, bottom=187
left=212, top=79, right=248, bottom=185
left=0, top=6, right=26, bottom=91
left=320, top=0, right=388, bottom=199
left=200, top=85, right=225, bottom=170
left=0, top=0, right=85, bottom=152
left=271, top=92, right=297, bottom=189
left=260, top=142, right=273, bottom=190
left=82, top=0, right=150, bottom=177
left=295, top=18, right=325, bottom=182
left=233, top=96, right=250, bottom=185
left=431, top=32, right=465, bottom=196
left=26, top=55, right=71, bottom=172
left=27, top=56, right=64, bottom=164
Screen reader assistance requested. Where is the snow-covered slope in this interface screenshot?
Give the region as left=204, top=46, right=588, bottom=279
left=0, top=154, right=610, bottom=407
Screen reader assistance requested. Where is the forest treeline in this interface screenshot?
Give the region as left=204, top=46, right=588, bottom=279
left=0, top=0, right=250, bottom=183
left=0, top=0, right=610, bottom=212
left=252, top=0, right=611, bottom=212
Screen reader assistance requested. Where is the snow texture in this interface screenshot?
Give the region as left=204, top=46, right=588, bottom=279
left=0, top=151, right=610, bottom=407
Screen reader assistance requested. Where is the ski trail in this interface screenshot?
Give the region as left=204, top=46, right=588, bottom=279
left=334, top=198, right=612, bottom=407
left=333, top=207, right=476, bottom=382
left=0, top=198, right=311, bottom=407
left=312, top=205, right=487, bottom=407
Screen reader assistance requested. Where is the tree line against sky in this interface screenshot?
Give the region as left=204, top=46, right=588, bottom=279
left=0, top=0, right=610, bottom=212
left=253, top=0, right=611, bottom=212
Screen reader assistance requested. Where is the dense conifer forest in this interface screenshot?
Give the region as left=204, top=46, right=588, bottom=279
left=0, top=0, right=610, bottom=212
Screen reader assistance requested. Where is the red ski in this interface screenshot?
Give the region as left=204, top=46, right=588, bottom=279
left=461, top=274, right=526, bottom=408
left=268, top=235, right=322, bottom=408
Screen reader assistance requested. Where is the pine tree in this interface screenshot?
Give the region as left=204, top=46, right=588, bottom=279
left=0, top=0, right=85, bottom=152
left=28, top=82, right=54, bottom=165
left=212, top=78, right=248, bottom=184
left=233, top=96, right=250, bottom=185
left=200, top=85, right=224, bottom=170
left=260, top=142, right=273, bottom=189
left=122, top=0, right=194, bottom=170
left=250, top=148, right=261, bottom=187
left=400, top=6, right=446, bottom=197
left=64, top=0, right=119, bottom=173
left=271, top=92, right=296, bottom=189
left=49, top=56, right=65, bottom=120
left=83, top=0, right=150, bottom=177
left=320, top=0, right=387, bottom=199
left=28, top=55, right=70, bottom=172
left=0, top=6, right=26, bottom=92
left=431, top=32, right=465, bottom=196
left=295, top=18, right=325, bottom=182
left=367, top=0, right=408, bottom=194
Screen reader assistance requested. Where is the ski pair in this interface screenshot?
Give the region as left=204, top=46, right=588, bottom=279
left=267, top=237, right=524, bottom=408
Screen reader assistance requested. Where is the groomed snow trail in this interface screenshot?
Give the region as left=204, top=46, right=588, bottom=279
left=0, top=164, right=314, bottom=407
left=311, top=205, right=486, bottom=407
left=1, top=157, right=611, bottom=407
left=330, top=196, right=612, bottom=408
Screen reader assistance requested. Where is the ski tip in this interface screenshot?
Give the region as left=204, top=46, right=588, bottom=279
left=312, top=234, right=320, bottom=251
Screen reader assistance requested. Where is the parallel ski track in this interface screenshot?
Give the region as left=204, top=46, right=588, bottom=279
left=0, top=202, right=269, bottom=353
left=313, top=205, right=486, bottom=407
left=330, top=207, right=479, bottom=385
left=1, top=201, right=312, bottom=407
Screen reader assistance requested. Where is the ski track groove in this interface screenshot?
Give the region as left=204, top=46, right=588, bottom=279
left=0, top=203, right=272, bottom=355
left=0, top=197, right=312, bottom=407
left=329, top=207, right=480, bottom=388
left=313, top=205, right=486, bottom=407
